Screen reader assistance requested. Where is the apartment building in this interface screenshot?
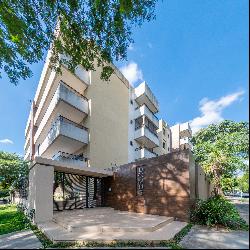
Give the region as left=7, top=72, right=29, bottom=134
left=24, top=51, right=130, bottom=171
left=24, top=52, right=192, bottom=170
left=22, top=51, right=197, bottom=224
left=170, top=122, right=193, bottom=151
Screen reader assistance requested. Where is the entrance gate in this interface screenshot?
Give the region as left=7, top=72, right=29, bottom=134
left=53, top=171, right=104, bottom=211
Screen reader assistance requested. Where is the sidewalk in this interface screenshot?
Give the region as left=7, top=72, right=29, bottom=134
left=180, top=198, right=249, bottom=249
left=0, top=230, right=42, bottom=249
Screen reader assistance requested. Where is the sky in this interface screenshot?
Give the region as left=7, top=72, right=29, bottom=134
left=0, top=0, right=249, bottom=156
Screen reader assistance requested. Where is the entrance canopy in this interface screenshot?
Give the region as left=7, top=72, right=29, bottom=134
left=31, top=157, right=113, bottom=177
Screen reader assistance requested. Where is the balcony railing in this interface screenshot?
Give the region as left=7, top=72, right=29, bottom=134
left=134, top=105, right=159, bottom=128
left=134, top=82, right=159, bottom=113
left=135, top=147, right=157, bottom=160
left=135, top=124, right=158, bottom=137
left=38, top=115, right=89, bottom=157
left=52, top=151, right=88, bottom=166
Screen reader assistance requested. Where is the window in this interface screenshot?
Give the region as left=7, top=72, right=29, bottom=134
left=130, top=100, right=133, bottom=105
left=130, top=141, right=133, bottom=146
left=163, top=128, right=166, bottom=135
left=130, top=120, right=133, bottom=124
left=168, top=147, right=170, bottom=152
left=163, top=141, right=166, bottom=149
left=168, top=134, right=170, bottom=138
left=135, top=116, right=143, bottom=130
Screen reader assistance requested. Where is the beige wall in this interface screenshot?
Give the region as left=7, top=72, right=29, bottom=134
left=28, top=163, right=54, bottom=223
left=82, top=67, right=129, bottom=169
left=195, top=164, right=213, bottom=200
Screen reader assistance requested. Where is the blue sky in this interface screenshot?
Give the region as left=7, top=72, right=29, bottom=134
left=0, top=0, right=249, bottom=155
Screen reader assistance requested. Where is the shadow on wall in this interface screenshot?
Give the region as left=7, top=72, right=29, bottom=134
left=104, top=150, right=194, bottom=221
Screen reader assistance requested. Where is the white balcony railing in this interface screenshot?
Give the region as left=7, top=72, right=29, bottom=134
left=34, top=82, right=88, bottom=143
left=24, top=146, right=30, bottom=161
left=39, top=116, right=89, bottom=156
left=135, top=148, right=157, bottom=160
left=134, top=105, right=159, bottom=128
left=52, top=151, right=88, bottom=167
left=134, top=125, right=159, bottom=148
left=134, top=82, right=159, bottom=113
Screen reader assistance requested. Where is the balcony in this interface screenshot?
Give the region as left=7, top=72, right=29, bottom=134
left=180, top=122, right=192, bottom=138
left=134, top=82, right=159, bottom=113
left=52, top=151, right=88, bottom=168
left=24, top=146, right=30, bottom=161
left=34, top=65, right=89, bottom=128
left=134, top=125, right=159, bottom=149
left=135, top=148, right=157, bottom=160
left=34, top=81, right=89, bottom=144
left=38, top=116, right=89, bottom=159
left=180, top=137, right=193, bottom=150
left=134, top=105, right=159, bottom=128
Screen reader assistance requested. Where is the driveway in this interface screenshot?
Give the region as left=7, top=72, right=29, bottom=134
left=0, top=230, right=42, bottom=249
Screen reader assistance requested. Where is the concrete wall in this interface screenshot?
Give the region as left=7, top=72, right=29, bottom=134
left=196, top=165, right=212, bottom=200
left=154, top=119, right=171, bottom=156
left=170, top=124, right=180, bottom=150
left=83, top=66, right=130, bottom=170
left=28, top=163, right=54, bottom=223
left=104, top=150, right=195, bottom=221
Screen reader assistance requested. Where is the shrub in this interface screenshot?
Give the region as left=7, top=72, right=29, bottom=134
left=191, top=195, right=248, bottom=230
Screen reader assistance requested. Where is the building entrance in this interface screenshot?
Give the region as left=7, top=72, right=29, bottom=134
left=53, top=171, right=104, bottom=211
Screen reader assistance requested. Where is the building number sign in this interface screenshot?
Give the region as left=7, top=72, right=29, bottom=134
left=136, top=166, right=145, bottom=196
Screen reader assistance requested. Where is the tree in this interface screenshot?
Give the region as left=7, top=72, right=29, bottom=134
left=0, top=151, right=29, bottom=192
left=192, top=120, right=249, bottom=195
left=0, top=0, right=157, bottom=85
left=237, top=170, right=249, bottom=193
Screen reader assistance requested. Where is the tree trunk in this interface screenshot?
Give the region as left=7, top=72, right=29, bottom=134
left=212, top=165, right=223, bottom=196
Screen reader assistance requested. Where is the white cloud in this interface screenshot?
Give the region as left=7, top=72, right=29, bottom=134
left=190, top=90, right=245, bottom=134
left=120, top=61, right=143, bottom=86
left=0, top=139, right=14, bottom=144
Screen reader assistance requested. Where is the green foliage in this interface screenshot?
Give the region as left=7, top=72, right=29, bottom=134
left=237, top=171, right=249, bottom=193
left=0, top=204, right=29, bottom=235
left=0, top=189, right=9, bottom=198
left=0, top=151, right=29, bottom=191
left=191, top=195, right=248, bottom=230
left=192, top=120, right=249, bottom=194
left=0, top=0, right=157, bottom=84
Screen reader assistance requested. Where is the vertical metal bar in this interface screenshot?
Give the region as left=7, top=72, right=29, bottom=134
left=86, top=176, right=89, bottom=208
left=62, top=172, right=65, bottom=210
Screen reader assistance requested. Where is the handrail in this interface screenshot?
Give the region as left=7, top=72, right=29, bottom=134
left=47, top=115, right=88, bottom=136
left=52, top=151, right=88, bottom=162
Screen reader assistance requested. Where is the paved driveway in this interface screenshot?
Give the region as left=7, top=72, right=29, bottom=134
left=0, top=230, right=42, bottom=249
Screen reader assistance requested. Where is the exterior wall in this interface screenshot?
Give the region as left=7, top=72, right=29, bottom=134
left=170, top=124, right=180, bottom=150
left=28, top=163, right=54, bottom=223
left=82, top=66, right=130, bottom=169
left=154, top=119, right=171, bottom=156
left=196, top=165, right=212, bottom=200
left=104, top=150, right=195, bottom=221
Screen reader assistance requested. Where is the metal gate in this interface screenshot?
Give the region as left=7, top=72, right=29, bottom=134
left=53, top=171, right=104, bottom=211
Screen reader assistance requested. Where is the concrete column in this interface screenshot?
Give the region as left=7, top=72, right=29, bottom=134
left=28, top=163, right=54, bottom=223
